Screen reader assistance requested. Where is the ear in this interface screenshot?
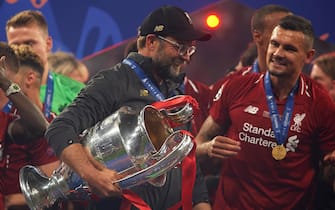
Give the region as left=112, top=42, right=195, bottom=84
left=46, top=36, right=53, bottom=52
left=145, top=34, right=158, bottom=50
left=25, top=70, right=38, bottom=86
left=252, top=29, right=261, bottom=43
left=305, top=49, right=316, bottom=63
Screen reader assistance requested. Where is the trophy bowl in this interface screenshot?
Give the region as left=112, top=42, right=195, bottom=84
left=19, top=105, right=194, bottom=210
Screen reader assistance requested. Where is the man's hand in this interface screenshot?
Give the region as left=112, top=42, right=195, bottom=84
left=324, top=150, right=335, bottom=163
left=0, top=56, right=5, bottom=77
left=0, top=56, right=11, bottom=90
left=196, top=116, right=240, bottom=160
left=323, top=150, right=335, bottom=192
left=85, top=167, right=123, bottom=198
left=60, top=144, right=123, bottom=198
left=207, top=136, right=241, bottom=159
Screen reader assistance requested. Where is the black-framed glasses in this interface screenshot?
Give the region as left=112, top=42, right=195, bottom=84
left=157, top=35, right=196, bottom=57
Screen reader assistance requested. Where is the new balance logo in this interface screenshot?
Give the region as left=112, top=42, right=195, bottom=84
left=244, top=105, right=259, bottom=115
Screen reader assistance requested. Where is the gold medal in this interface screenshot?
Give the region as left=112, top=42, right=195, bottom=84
left=272, top=145, right=287, bottom=160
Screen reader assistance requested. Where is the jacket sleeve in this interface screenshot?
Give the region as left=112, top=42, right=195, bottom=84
left=45, top=67, right=126, bottom=157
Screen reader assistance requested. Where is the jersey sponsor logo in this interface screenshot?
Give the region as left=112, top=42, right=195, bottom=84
left=239, top=131, right=277, bottom=148
left=285, top=135, right=299, bottom=152
left=239, top=122, right=300, bottom=154
left=242, top=122, right=275, bottom=138
left=239, top=123, right=277, bottom=148
left=244, top=105, right=259, bottom=115
left=290, top=113, right=305, bottom=133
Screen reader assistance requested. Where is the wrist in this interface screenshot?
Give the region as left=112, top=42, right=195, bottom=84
left=206, top=141, right=212, bottom=158
left=196, top=141, right=211, bottom=157
left=5, top=82, right=21, bottom=97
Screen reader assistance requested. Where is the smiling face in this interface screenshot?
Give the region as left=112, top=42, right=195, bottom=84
left=266, top=26, right=314, bottom=79
left=151, top=36, right=194, bottom=82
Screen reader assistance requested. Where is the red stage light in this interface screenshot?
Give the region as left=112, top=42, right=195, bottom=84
left=206, top=14, right=220, bottom=29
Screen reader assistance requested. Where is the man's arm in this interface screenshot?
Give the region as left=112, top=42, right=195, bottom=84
left=195, top=116, right=241, bottom=159
left=6, top=91, right=48, bottom=142
left=59, top=143, right=122, bottom=198
left=5, top=193, right=26, bottom=209
left=0, top=56, right=47, bottom=142
left=323, top=150, right=335, bottom=192
left=45, top=66, right=130, bottom=198
left=193, top=202, right=212, bottom=210
left=38, top=160, right=61, bottom=177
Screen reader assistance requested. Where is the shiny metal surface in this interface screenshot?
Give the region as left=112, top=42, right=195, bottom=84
left=161, top=102, right=194, bottom=126
left=19, top=105, right=194, bottom=210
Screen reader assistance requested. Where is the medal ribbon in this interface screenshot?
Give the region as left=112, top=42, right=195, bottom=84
left=2, top=101, right=13, bottom=113
left=122, top=58, right=196, bottom=209
left=43, top=72, right=54, bottom=118
left=123, top=58, right=165, bottom=101
left=264, top=72, right=298, bottom=145
left=252, top=60, right=259, bottom=73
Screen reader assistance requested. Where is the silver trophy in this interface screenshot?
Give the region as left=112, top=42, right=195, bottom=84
left=19, top=99, right=196, bottom=210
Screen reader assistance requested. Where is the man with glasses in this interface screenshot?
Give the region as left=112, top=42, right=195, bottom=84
left=46, top=5, right=212, bottom=210
left=157, top=35, right=196, bottom=57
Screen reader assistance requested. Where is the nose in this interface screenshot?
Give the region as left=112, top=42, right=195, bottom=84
left=273, top=46, right=284, bottom=57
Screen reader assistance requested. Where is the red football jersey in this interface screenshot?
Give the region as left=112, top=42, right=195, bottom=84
left=210, top=73, right=335, bottom=209
left=0, top=111, right=58, bottom=195
left=184, top=78, right=211, bottom=135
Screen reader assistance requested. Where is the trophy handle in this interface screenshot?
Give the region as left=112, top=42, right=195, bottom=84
left=151, top=95, right=199, bottom=127
left=114, top=130, right=194, bottom=188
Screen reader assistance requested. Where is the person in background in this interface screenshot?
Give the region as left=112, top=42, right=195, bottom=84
left=6, top=10, right=85, bottom=115
left=233, top=42, right=257, bottom=72
left=310, top=52, right=335, bottom=101
left=249, top=4, right=292, bottom=73
left=48, top=51, right=90, bottom=84
left=210, top=4, right=292, bottom=105
left=196, top=15, right=335, bottom=209
left=2, top=44, right=60, bottom=210
left=309, top=52, right=335, bottom=210
left=0, top=42, right=56, bottom=209
left=46, top=5, right=212, bottom=210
